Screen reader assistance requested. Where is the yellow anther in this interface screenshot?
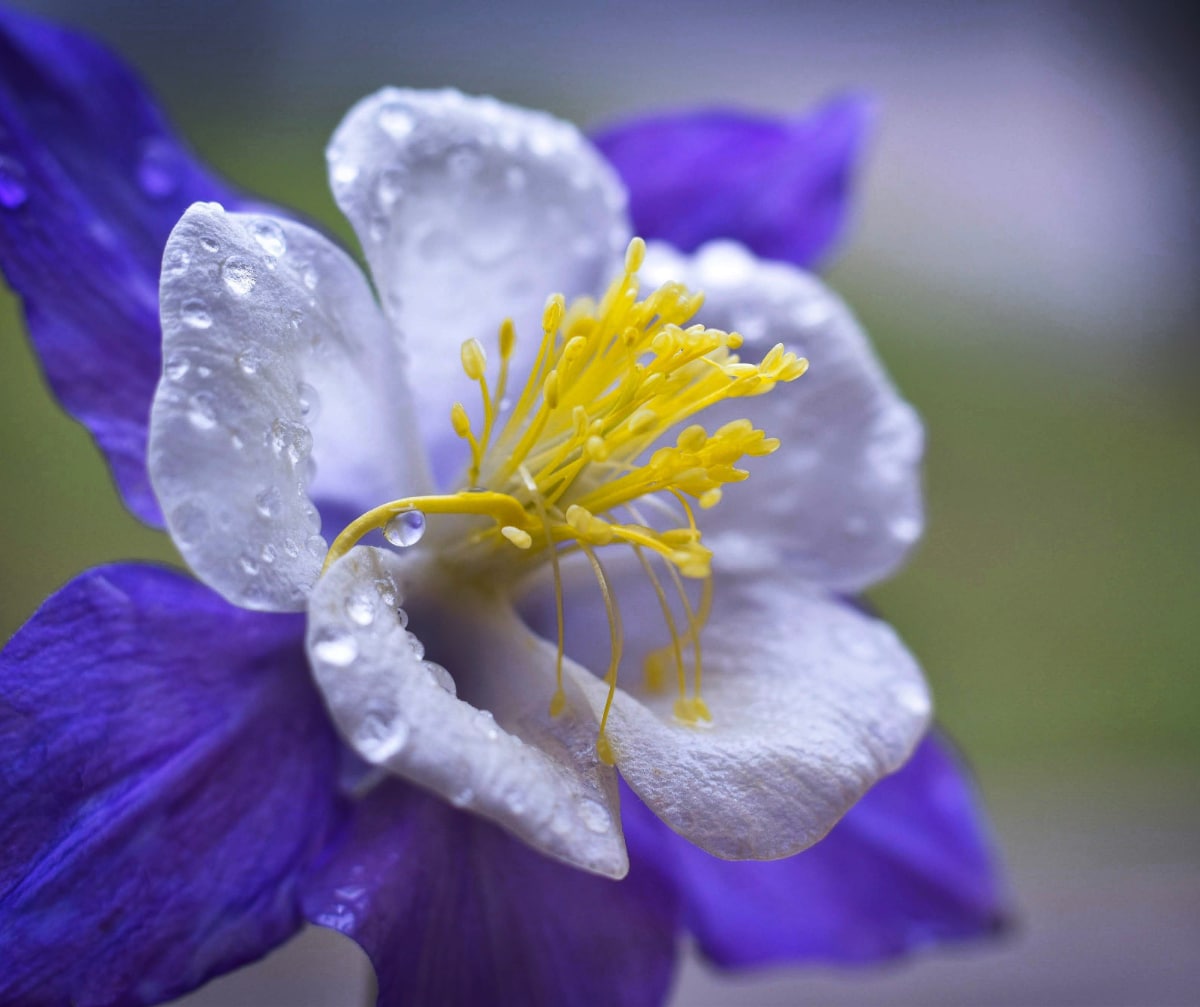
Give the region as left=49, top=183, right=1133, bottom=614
left=543, top=370, right=559, bottom=409
left=499, top=318, right=516, bottom=360
left=450, top=402, right=472, bottom=438
left=677, top=424, right=707, bottom=452
left=461, top=338, right=487, bottom=381
left=542, top=293, right=565, bottom=333
left=698, top=488, right=722, bottom=509
left=628, top=407, right=658, bottom=435
left=501, top=525, right=533, bottom=549
left=625, top=236, right=646, bottom=273
left=585, top=435, right=609, bottom=461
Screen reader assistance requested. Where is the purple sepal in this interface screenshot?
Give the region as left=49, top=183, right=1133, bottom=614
left=0, top=8, right=253, bottom=525
left=0, top=565, right=345, bottom=1007
left=623, top=733, right=1007, bottom=969
left=593, top=95, right=871, bottom=268
left=303, top=780, right=680, bottom=1007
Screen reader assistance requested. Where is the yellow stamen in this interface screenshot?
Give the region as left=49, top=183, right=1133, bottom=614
left=324, top=237, right=806, bottom=758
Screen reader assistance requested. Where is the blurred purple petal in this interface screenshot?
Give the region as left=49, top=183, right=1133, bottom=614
left=0, top=9, right=255, bottom=525
left=593, top=95, right=870, bottom=268
left=303, top=780, right=679, bottom=1007
left=623, top=733, right=1007, bottom=969
left=0, top=565, right=344, bottom=1006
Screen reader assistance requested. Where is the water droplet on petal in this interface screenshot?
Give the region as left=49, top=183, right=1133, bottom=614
left=374, top=578, right=398, bottom=608
left=377, top=104, right=415, bottom=140
left=450, top=786, right=475, bottom=808
left=165, top=248, right=191, bottom=274
left=395, top=607, right=409, bottom=629
left=306, top=534, right=327, bottom=558
left=170, top=501, right=209, bottom=543
left=236, top=345, right=262, bottom=375
left=181, top=299, right=212, bottom=329
left=298, top=382, right=321, bottom=421
left=136, top=138, right=179, bottom=199
left=249, top=218, right=287, bottom=257
left=384, top=509, right=426, bottom=548
left=0, top=155, right=28, bottom=209
left=164, top=353, right=190, bottom=381
left=332, top=162, right=360, bottom=186
left=426, top=661, right=455, bottom=694
left=345, top=591, right=376, bottom=626
left=313, top=630, right=359, bottom=666
left=890, top=515, right=921, bottom=543
left=187, top=391, right=218, bottom=429
left=199, top=235, right=220, bottom=254
left=239, top=553, right=259, bottom=575
left=261, top=543, right=277, bottom=564
left=220, top=256, right=257, bottom=296
left=579, top=798, right=612, bottom=834
left=255, top=486, right=282, bottom=517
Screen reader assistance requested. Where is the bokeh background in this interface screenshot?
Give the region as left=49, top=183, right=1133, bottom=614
left=2, top=1, right=1197, bottom=1004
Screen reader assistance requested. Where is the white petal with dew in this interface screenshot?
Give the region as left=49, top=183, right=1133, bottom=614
left=327, top=88, right=631, bottom=483
left=642, top=240, right=925, bottom=592
left=308, top=547, right=628, bottom=878
left=558, top=567, right=931, bottom=860
left=150, top=203, right=427, bottom=611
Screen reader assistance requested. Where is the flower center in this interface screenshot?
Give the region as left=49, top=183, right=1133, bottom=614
left=324, top=238, right=807, bottom=762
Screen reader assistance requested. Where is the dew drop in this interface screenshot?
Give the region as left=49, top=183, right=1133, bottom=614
left=890, top=515, right=921, bottom=544
left=298, top=382, right=321, bottom=421
left=236, top=345, right=262, bottom=375
left=249, top=218, right=287, bottom=257
left=312, top=630, right=359, bottom=666
left=306, top=533, right=328, bottom=558
left=238, top=554, right=259, bottom=575
left=0, top=155, right=28, bottom=209
left=165, top=248, right=191, bottom=274
left=332, top=162, right=360, bottom=186
left=426, top=661, right=455, bottom=694
left=261, top=543, right=277, bottom=564
left=450, top=786, right=475, bottom=808
left=170, top=501, right=209, bottom=543
left=187, top=391, right=218, bottom=430
left=345, top=591, right=376, bottom=627
left=579, top=798, right=612, bottom=834
left=163, top=353, right=190, bottom=381
left=302, top=267, right=319, bottom=291
left=376, top=168, right=406, bottom=207
left=220, top=256, right=257, bottom=296
left=199, top=235, right=220, bottom=254
left=181, top=299, right=212, bottom=329
left=384, top=509, right=426, bottom=548
left=377, top=104, right=415, bottom=140
left=405, top=630, right=426, bottom=660
left=395, top=607, right=409, bottom=629
left=136, top=138, right=179, bottom=199
left=357, top=714, right=407, bottom=759
left=374, top=578, right=398, bottom=608
left=255, top=486, right=282, bottom=518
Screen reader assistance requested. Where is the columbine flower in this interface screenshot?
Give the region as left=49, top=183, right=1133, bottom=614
left=0, top=9, right=1004, bottom=1007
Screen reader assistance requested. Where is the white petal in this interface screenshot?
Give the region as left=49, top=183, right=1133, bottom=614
left=307, top=547, right=628, bottom=878
left=326, top=88, right=631, bottom=483
left=150, top=203, right=427, bottom=611
left=558, top=567, right=931, bottom=860
left=642, top=240, right=925, bottom=592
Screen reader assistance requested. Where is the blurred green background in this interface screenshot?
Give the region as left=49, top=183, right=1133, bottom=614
left=2, top=1, right=1197, bottom=1004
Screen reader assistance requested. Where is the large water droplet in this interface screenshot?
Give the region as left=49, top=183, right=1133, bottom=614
left=298, top=382, right=321, bottom=422
left=181, top=299, right=212, bottom=329
left=312, top=630, right=359, bottom=666
left=249, top=218, right=287, bottom=257
left=384, top=509, right=426, bottom=547
left=236, top=345, right=262, bottom=375
left=221, top=256, right=257, bottom=296
left=0, top=155, right=29, bottom=209
left=426, top=661, right=455, bottom=694
left=136, top=138, right=179, bottom=199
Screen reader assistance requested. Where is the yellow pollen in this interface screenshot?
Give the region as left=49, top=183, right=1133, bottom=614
left=323, top=237, right=807, bottom=761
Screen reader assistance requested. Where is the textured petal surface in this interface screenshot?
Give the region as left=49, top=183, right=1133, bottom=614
left=623, top=733, right=1007, bottom=968
left=303, top=779, right=678, bottom=1007
left=642, top=240, right=925, bottom=592
left=308, top=548, right=627, bottom=878
left=594, top=96, right=869, bottom=268
left=0, top=565, right=343, bottom=1007
left=0, top=8, right=254, bottom=524
left=327, top=87, right=630, bottom=484
left=150, top=204, right=424, bottom=612
left=556, top=567, right=931, bottom=860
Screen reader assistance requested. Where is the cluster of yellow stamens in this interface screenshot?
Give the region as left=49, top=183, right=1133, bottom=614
left=324, top=238, right=807, bottom=763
